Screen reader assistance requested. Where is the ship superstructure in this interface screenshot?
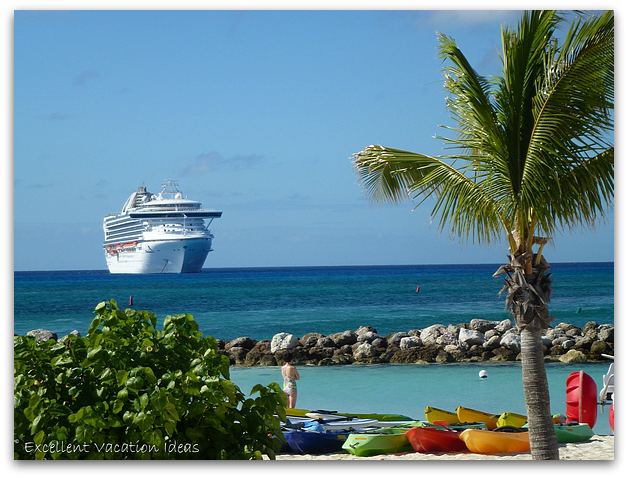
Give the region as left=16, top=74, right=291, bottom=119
left=103, top=180, right=222, bottom=273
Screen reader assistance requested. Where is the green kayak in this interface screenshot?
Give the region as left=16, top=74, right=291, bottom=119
left=342, top=427, right=413, bottom=457
left=286, top=407, right=414, bottom=422
left=554, top=423, right=594, bottom=443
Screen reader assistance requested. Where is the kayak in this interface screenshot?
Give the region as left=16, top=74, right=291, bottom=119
left=459, top=428, right=530, bottom=454
left=496, top=412, right=528, bottom=428
left=284, top=416, right=378, bottom=431
left=283, top=429, right=352, bottom=454
left=553, top=423, right=594, bottom=443
left=342, top=428, right=413, bottom=457
left=405, top=426, right=467, bottom=453
left=424, top=406, right=460, bottom=425
left=456, top=406, right=500, bottom=430
left=287, top=407, right=413, bottom=422
left=304, top=412, right=416, bottom=429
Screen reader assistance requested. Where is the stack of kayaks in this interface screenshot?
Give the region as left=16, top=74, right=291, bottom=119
left=281, top=408, right=417, bottom=455
left=286, top=407, right=413, bottom=422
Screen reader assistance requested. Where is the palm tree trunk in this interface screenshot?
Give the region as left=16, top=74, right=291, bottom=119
left=520, top=324, right=559, bottom=459
left=498, top=252, right=559, bottom=459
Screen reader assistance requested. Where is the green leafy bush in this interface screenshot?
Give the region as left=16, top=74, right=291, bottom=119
left=14, top=300, right=286, bottom=459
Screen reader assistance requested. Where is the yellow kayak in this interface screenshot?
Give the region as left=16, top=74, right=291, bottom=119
left=424, top=406, right=460, bottom=425
left=459, top=429, right=530, bottom=454
left=496, top=412, right=528, bottom=428
left=456, top=406, right=499, bottom=430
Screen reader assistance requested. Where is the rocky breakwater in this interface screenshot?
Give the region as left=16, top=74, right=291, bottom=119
left=221, top=320, right=614, bottom=366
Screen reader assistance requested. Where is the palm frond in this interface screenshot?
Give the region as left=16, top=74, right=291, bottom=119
left=353, top=145, right=506, bottom=242
left=519, top=11, right=614, bottom=229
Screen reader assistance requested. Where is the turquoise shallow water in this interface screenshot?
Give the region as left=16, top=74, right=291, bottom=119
left=230, top=362, right=614, bottom=436
left=13, top=262, right=613, bottom=339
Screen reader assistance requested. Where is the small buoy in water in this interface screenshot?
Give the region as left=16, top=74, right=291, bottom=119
left=129, top=295, right=134, bottom=306
left=479, top=370, right=488, bottom=379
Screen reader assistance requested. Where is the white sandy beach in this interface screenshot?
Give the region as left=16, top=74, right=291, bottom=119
left=273, top=435, right=613, bottom=460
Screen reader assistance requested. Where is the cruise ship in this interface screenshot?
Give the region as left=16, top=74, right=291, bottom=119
left=103, top=181, right=222, bottom=273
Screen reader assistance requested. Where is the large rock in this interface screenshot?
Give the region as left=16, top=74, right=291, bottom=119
left=387, top=332, right=409, bottom=347
left=357, top=331, right=379, bottom=343
left=436, top=332, right=457, bottom=346
left=420, top=324, right=445, bottom=345
left=491, top=346, right=517, bottom=361
left=26, top=329, right=58, bottom=343
left=561, top=339, right=576, bottom=350
left=582, top=321, right=598, bottom=337
left=500, top=332, right=521, bottom=353
left=300, top=333, right=323, bottom=348
left=483, top=335, right=501, bottom=350
left=353, top=343, right=376, bottom=361
left=316, top=336, right=335, bottom=348
left=589, top=340, right=608, bottom=357
left=399, top=336, right=422, bottom=349
left=259, top=354, right=277, bottom=366
left=270, top=332, right=299, bottom=353
left=355, top=325, right=378, bottom=336
left=597, top=326, right=614, bottom=343
left=245, top=344, right=273, bottom=365
left=390, top=348, right=427, bottom=364
left=469, top=319, right=501, bottom=333
left=494, top=319, right=513, bottom=334
left=329, top=330, right=357, bottom=347
left=559, top=349, right=587, bottom=364
left=458, top=328, right=485, bottom=347
left=225, top=336, right=256, bottom=350
left=484, top=329, right=499, bottom=340
left=435, top=350, right=453, bottom=363
left=371, top=337, right=388, bottom=350
left=227, top=346, right=248, bottom=365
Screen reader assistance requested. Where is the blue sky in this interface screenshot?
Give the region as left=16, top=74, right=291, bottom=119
left=13, top=10, right=614, bottom=270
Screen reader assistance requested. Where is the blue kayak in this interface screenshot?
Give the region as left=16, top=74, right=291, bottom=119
left=283, top=429, right=351, bottom=454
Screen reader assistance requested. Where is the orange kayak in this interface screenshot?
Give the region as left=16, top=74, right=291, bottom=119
left=459, top=429, right=530, bottom=454
left=456, top=406, right=499, bottom=430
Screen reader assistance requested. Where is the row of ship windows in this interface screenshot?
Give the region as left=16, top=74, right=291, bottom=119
left=106, top=226, right=203, bottom=239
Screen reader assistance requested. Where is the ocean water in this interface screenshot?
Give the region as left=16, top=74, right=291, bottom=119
left=13, top=264, right=615, bottom=438
left=13, top=262, right=613, bottom=339
left=231, top=362, right=614, bottom=436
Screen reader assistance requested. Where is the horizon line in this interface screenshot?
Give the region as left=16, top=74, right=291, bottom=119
left=13, top=260, right=615, bottom=274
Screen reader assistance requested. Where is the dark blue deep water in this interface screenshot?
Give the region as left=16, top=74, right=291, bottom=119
left=14, top=262, right=613, bottom=340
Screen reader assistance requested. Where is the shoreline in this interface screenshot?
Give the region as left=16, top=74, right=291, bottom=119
left=270, top=435, right=614, bottom=461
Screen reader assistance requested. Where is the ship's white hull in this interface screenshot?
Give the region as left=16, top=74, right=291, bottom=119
left=105, top=238, right=212, bottom=274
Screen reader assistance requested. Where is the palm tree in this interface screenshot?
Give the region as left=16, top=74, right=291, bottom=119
left=353, top=10, right=613, bottom=460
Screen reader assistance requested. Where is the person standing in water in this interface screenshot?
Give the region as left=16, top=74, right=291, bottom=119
left=281, top=353, right=300, bottom=408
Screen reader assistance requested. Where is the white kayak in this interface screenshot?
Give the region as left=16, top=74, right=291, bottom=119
left=304, top=412, right=419, bottom=429
left=284, top=414, right=378, bottom=430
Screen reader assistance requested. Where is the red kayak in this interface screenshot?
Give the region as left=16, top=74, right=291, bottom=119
left=405, top=426, right=467, bottom=453
left=566, top=371, right=597, bottom=428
